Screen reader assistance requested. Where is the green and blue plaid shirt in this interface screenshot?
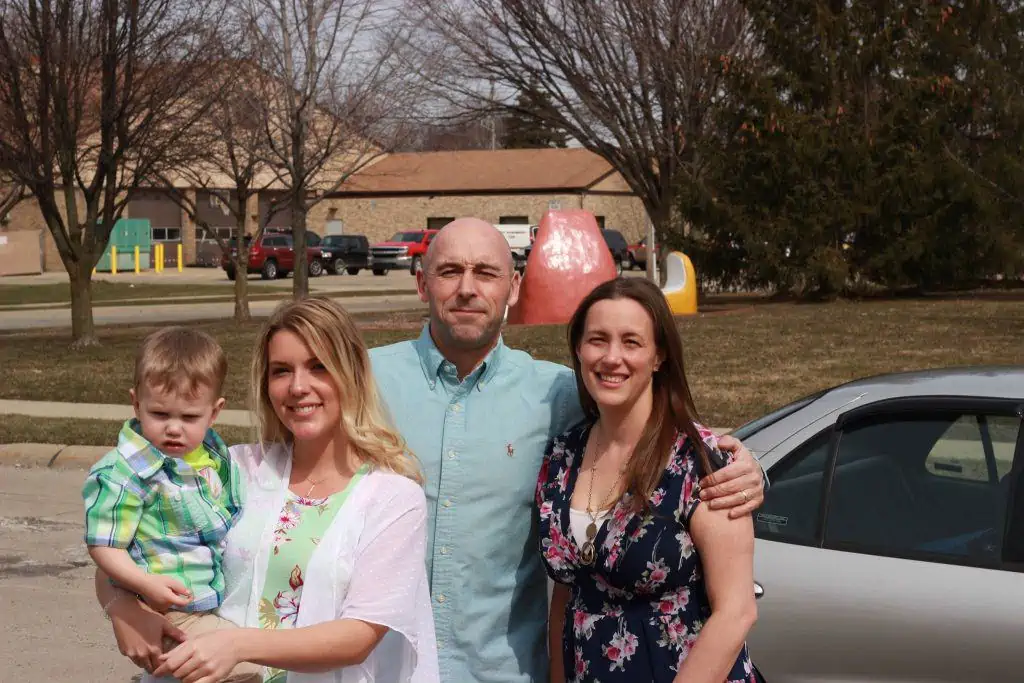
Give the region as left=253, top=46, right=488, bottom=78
left=82, top=420, right=245, bottom=612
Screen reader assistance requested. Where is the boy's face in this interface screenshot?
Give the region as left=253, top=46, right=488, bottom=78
left=130, top=381, right=225, bottom=456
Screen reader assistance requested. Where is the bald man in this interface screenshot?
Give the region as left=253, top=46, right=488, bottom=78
left=368, top=218, right=764, bottom=683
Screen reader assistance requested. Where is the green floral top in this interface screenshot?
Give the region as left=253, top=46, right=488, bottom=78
left=258, top=465, right=368, bottom=682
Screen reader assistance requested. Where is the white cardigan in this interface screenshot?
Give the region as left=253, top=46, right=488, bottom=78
left=214, top=442, right=440, bottom=683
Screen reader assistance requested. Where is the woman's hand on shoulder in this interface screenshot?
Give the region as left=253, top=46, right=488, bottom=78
left=698, top=434, right=764, bottom=519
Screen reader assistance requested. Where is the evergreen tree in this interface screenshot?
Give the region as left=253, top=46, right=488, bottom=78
left=499, top=89, right=569, bottom=149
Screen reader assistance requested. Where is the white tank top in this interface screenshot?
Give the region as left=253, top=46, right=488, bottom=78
left=569, top=507, right=612, bottom=547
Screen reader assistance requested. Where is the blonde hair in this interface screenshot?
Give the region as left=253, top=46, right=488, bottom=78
left=250, top=297, right=422, bottom=484
left=135, top=326, right=227, bottom=398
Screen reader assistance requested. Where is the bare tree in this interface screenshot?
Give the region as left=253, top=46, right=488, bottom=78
left=412, top=0, right=755, bottom=276
left=0, top=0, right=224, bottom=346
left=0, top=174, right=24, bottom=222
left=157, top=56, right=277, bottom=322
left=240, top=0, right=422, bottom=299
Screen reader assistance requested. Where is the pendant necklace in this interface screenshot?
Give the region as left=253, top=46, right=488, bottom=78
left=580, top=430, right=627, bottom=567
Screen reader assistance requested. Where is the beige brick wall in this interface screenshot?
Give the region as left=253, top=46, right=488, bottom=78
left=5, top=194, right=71, bottom=272
left=305, top=192, right=648, bottom=244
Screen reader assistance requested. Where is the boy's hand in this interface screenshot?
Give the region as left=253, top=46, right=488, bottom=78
left=140, top=575, right=192, bottom=613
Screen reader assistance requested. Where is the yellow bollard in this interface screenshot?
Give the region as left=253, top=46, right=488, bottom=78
left=134, top=246, right=140, bottom=274
left=111, top=246, right=117, bottom=275
left=177, top=243, right=183, bottom=272
left=155, top=243, right=162, bottom=273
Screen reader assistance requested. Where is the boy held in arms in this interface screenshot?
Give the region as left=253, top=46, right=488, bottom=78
left=82, top=326, right=260, bottom=682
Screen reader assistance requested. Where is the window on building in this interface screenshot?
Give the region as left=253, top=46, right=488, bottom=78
left=426, top=217, right=455, bottom=230
left=499, top=215, right=529, bottom=224
left=152, top=227, right=181, bottom=241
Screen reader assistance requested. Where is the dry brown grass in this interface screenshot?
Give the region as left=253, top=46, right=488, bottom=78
left=2, top=296, right=1022, bottom=430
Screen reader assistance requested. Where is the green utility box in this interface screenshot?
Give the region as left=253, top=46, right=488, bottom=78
left=95, top=219, right=153, bottom=272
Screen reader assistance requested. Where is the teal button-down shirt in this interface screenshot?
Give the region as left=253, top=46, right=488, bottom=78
left=370, top=325, right=584, bottom=683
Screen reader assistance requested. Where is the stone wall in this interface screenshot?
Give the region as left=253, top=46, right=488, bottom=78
left=305, top=191, right=648, bottom=244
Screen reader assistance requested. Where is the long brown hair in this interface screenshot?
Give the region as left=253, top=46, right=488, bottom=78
left=567, top=277, right=711, bottom=513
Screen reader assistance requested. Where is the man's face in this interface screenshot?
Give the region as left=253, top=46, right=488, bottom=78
left=417, top=229, right=521, bottom=353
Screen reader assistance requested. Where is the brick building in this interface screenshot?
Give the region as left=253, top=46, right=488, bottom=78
left=1, top=147, right=647, bottom=273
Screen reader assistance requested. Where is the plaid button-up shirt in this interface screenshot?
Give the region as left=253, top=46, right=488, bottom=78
left=82, top=420, right=244, bottom=612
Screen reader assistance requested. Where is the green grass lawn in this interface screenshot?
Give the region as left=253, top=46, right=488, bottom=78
left=0, top=281, right=407, bottom=309
left=2, top=295, right=1022, bottom=438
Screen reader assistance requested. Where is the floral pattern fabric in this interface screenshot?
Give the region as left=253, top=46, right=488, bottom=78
left=257, top=466, right=367, bottom=682
left=536, top=422, right=758, bottom=683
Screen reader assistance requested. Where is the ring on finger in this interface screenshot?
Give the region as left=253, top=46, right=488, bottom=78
left=740, top=489, right=750, bottom=503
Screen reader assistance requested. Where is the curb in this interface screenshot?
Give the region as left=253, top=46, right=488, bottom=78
left=0, top=443, right=107, bottom=470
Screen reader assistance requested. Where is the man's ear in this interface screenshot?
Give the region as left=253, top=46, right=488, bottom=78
left=507, top=270, right=522, bottom=310
left=415, top=268, right=429, bottom=303
left=130, top=388, right=141, bottom=419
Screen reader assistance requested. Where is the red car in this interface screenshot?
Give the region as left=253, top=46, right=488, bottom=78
left=222, top=231, right=330, bottom=280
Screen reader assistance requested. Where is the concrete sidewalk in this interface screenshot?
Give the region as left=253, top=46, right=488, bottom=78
left=0, top=398, right=253, bottom=426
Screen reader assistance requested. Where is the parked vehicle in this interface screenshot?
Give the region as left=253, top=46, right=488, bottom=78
left=495, top=223, right=532, bottom=272
left=738, top=367, right=1024, bottom=682
left=370, top=229, right=438, bottom=275
left=626, top=237, right=647, bottom=271
left=601, top=229, right=629, bottom=275
left=221, top=231, right=330, bottom=280
left=310, top=233, right=371, bottom=275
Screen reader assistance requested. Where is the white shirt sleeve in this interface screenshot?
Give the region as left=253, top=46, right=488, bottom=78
left=340, top=475, right=439, bottom=683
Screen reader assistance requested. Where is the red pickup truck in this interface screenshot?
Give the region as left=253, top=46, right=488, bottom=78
left=221, top=232, right=331, bottom=280
left=370, top=229, right=438, bottom=275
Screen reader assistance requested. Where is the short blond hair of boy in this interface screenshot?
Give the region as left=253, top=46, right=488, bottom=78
left=135, top=326, right=227, bottom=398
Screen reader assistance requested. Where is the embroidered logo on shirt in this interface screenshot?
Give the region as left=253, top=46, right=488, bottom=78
left=506, top=443, right=514, bottom=457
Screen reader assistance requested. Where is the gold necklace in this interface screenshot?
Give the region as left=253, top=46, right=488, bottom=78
left=300, top=472, right=332, bottom=498
left=580, top=429, right=628, bottom=566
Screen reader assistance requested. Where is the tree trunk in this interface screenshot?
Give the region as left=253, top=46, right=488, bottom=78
left=68, top=257, right=99, bottom=348
left=233, top=252, right=251, bottom=322
left=291, top=197, right=309, bottom=299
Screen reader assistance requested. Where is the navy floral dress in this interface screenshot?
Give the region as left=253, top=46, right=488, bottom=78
left=536, top=421, right=758, bottom=683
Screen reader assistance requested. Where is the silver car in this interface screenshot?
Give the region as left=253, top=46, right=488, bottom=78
left=738, top=367, right=1023, bottom=682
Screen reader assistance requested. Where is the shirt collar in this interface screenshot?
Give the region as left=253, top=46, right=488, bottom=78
left=413, top=323, right=505, bottom=391
left=116, top=418, right=230, bottom=480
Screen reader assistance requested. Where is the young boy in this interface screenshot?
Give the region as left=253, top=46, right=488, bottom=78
left=83, top=326, right=260, bottom=682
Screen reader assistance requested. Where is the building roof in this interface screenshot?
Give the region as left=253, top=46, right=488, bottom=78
left=335, top=148, right=618, bottom=195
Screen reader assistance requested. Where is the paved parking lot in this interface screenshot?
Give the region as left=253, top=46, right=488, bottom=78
left=0, top=465, right=138, bottom=682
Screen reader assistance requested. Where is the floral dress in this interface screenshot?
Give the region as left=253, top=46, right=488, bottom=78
left=257, top=465, right=368, bottom=682
left=536, top=422, right=759, bottom=683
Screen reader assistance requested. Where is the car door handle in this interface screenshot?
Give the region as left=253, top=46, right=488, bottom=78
left=754, top=581, right=764, bottom=600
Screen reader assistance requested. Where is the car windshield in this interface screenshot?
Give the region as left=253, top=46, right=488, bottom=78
left=322, top=236, right=344, bottom=246
left=730, top=390, right=828, bottom=442
left=390, top=231, right=424, bottom=242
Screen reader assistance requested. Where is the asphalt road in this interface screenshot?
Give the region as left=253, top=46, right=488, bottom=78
left=0, top=293, right=426, bottom=332
left=0, top=465, right=139, bottom=682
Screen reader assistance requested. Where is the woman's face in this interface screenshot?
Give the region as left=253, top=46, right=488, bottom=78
left=577, top=297, right=663, bottom=412
left=266, top=329, right=343, bottom=443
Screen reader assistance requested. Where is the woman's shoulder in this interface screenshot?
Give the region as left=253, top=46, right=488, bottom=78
left=360, top=469, right=427, bottom=512
left=227, top=441, right=288, bottom=481
left=669, top=423, right=722, bottom=469
left=550, top=419, right=591, bottom=458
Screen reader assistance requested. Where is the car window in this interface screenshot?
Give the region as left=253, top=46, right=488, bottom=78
left=755, top=433, right=831, bottom=544
left=825, top=412, right=1013, bottom=565
left=306, top=233, right=321, bottom=246
left=925, top=414, right=1017, bottom=482
left=263, top=236, right=281, bottom=247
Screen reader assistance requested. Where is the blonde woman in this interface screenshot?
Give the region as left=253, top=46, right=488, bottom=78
left=98, top=298, right=439, bottom=683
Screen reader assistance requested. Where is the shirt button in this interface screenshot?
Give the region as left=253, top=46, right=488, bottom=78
left=440, top=545, right=449, bottom=555
left=447, top=450, right=456, bottom=459
left=437, top=594, right=446, bottom=603
left=443, top=499, right=452, bottom=508
left=450, top=404, right=460, bottom=413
